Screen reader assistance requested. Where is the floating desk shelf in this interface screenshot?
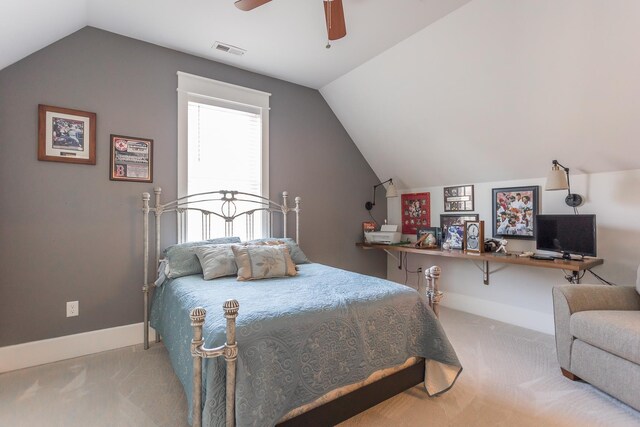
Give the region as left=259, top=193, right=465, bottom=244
left=356, top=242, right=604, bottom=284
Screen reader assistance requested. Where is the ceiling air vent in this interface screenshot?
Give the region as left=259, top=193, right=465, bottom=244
left=212, top=41, right=246, bottom=56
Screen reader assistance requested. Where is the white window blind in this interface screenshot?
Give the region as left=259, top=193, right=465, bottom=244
left=177, top=72, right=271, bottom=242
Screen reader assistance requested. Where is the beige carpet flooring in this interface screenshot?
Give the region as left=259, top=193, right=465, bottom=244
left=1, top=308, right=639, bottom=427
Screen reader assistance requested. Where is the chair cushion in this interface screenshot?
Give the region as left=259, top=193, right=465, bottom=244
left=570, top=310, right=640, bottom=365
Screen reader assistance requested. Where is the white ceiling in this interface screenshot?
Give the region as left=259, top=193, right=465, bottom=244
left=321, top=0, right=640, bottom=188
left=0, top=0, right=471, bottom=89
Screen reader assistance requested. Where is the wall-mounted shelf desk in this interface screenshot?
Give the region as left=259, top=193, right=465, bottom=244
left=356, top=242, right=604, bottom=284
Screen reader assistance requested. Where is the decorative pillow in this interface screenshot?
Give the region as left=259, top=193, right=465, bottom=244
left=195, top=244, right=237, bottom=280
left=231, top=244, right=297, bottom=281
left=163, top=237, right=241, bottom=279
left=246, top=238, right=310, bottom=264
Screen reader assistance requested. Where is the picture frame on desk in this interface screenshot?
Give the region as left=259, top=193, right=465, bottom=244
left=464, top=220, right=485, bottom=253
left=440, top=213, right=479, bottom=249
left=445, top=225, right=465, bottom=249
left=417, top=226, right=441, bottom=248
left=362, top=221, right=376, bottom=242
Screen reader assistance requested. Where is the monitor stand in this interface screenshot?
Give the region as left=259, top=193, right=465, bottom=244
left=561, top=252, right=585, bottom=262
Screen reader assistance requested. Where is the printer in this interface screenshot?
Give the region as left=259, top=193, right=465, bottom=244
left=364, top=224, right=402, bottom=245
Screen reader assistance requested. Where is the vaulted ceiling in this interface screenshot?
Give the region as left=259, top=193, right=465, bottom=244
left=3, top=0, right=640, bottom=188
left=1, top=0, right=470, bottom=89
left=322, top=0, right=640, bottom=188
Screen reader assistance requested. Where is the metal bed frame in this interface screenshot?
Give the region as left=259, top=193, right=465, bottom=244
left=141, top=187, right=442, bottom=427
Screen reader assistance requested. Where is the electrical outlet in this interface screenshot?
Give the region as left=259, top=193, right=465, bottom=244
left=417, top=267, right=423, bottom=273
left=66, top=301, right=79, bottom=317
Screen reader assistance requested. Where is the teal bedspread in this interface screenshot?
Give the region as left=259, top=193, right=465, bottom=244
left=150, top=263, right=461, bottom=426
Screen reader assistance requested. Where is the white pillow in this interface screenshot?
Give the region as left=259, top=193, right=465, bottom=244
left=195, top=245, right=238, bottom=280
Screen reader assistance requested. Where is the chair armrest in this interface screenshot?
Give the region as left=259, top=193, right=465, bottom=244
left=554, top=284, right=640, bottom=313
left=552, top=284, right=640, bottom=371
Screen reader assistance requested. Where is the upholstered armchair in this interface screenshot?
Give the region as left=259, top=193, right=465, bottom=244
left=552, top=267, right=640, bottom=411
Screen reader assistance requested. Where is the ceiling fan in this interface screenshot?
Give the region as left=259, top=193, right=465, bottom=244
left=234, top=0, right=347, bottom=46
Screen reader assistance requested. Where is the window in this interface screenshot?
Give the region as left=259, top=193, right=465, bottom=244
left=177, top=72, right=270, bottom=241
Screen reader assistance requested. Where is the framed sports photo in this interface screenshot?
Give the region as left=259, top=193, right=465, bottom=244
left=416, top=226, right=441, bottom=248
left=38, top=104, right=96, bottom=165
left=464, top=220, right=485, bottom=253
left=492, top=186, right=539, bottom=240
left=440, top=213, right=479, bottom=249
left=444, top=185, right=474, bottom=212
left=110, top=134, right=153, bottom=182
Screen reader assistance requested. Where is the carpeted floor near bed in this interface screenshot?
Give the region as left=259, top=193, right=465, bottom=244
left=1, top=308, right=638, bottom=427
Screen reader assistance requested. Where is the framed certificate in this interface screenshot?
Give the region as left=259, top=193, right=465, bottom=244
left=110, top=134, right=153, bottom=182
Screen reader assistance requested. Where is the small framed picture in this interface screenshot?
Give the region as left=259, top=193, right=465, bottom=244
left=464, top=220, right=485, bottom=253
left=362, top=221, right=376, bottom=241
left=441, top=213, right=479, bottom=249
left=444, top=225, right=465, bottom=249
left=492, top=186, right=539, bottom=240
left=416, top=226, right=441, bottom=248
left=109, top=134, right=153, bottom=182
left=38, top=104, right=96, bottom=165
left=444, top=185, right=474, bottom=212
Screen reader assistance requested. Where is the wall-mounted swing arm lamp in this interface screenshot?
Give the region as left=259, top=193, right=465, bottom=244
left=365, top=178, right=398, bottom=211
left=545, top=160, right=583, bottom=207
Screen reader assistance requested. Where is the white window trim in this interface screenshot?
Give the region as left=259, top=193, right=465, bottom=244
left=177, top=71, right=270, bottom=199
left=177, top=72, right=271, bottom=239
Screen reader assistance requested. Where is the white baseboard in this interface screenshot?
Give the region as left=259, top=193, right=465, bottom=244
left=0, top=323, right=157, bottom=373
left=440, top=292, right=555, bottom=335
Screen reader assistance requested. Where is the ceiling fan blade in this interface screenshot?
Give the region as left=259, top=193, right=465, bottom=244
left=234, top=0, right=272, bottom=11
left=324, top=0, right=347, bottom=40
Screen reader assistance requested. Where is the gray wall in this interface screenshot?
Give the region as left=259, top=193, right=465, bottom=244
left=0, top=27, right=386, bottom=347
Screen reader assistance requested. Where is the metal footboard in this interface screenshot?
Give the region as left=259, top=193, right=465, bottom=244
left=190, top=300, right=240, bottom=427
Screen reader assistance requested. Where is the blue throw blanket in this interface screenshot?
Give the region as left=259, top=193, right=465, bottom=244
left=151, top=263, right=461, bottom=426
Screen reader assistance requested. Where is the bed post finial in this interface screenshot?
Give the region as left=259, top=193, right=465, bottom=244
left=223, top=299, right=239, bottom=427
left=282, top=191, right=289, bottom=238
left=190, top=307, right=206, bottom=427
left=142, top=192, right=151, bottom=350
left=294, top=196, right=301, bottom=244
left=425, top=266, right=443, bottom=318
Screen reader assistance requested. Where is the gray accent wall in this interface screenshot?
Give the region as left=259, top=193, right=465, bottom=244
left=0, top=27, right=386, bottom=347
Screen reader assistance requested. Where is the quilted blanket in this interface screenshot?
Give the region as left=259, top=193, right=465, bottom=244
left=150, top=263, right=461, bottom=426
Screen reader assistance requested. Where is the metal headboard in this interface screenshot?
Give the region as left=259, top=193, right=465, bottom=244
left=141, top=187, right=301, bottom=349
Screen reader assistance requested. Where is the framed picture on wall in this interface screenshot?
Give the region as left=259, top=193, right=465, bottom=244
left=440, top=213, right=479, bottom=249
left=492, top=186, right=539, bottom=239
left=38, top=104, right=96, bottom=165
left=444, top=185, right=474, bottom=212
left=401, top=192, right=430, bottom=235
left=109, top=134, right=153, bottom=182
